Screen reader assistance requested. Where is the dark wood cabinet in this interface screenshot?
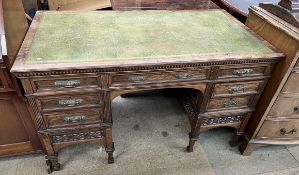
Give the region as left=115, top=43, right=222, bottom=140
left=0, top=0, right=42, bottom=156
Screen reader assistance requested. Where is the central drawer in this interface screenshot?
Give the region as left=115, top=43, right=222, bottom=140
left=42, top=108, right=104, bottom=128
left=207, top=96, right=253, bottom=111
left=257, top=120, right=299, bottom=139
left=218, top=65, right=268, bottom=79
left=212, top=80, right=264, bottom=97
left=111, top=68, right=208, bottom=86
left=37, top=94, right=103, bottom=112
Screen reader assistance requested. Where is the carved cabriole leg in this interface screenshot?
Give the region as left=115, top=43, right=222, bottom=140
left=105, top=128, right=115, bottom=164
left=39, top=134, right=61, bottom=173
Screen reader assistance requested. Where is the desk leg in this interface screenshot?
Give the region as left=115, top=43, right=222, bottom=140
left=187, top=117, right=202, bottom=152
left=105, top=128, right=115, bottom=164
left=39, top=134, right=61, bottom=173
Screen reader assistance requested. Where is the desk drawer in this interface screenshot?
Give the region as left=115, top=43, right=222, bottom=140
left=31, top=76, right=100, bottom=92
left=282, top=72, right=299, bottom=93
left=37, top=94, right=103, bottom=111
left=49, top=128, right=106, bottom=144
left=43, top=108, right=104, bottom=128
left=268, top=96, right=299, bottom=119
left=111, top=69, right=208, bottom=86
left=212, top=80, right=264, bottom=97
left=207, top=96, right=252, bottom=111
left=257, top=120, right=299, bottom=139
left=218, top=66, right=267, bottom=79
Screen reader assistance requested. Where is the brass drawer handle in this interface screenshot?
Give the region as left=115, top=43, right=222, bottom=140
left=228, top=85, right=246, bottom=94
left=128, top=76, right=147, bottom=82
left=54, top=80, right=81, bottom=88
left=280, top=128, right=297, bottom=135
left=58, top=99, right=83, bottom=107
left=176, top=72, right=193, bottom=79
left=223, top=99, right=237, bottom=108
left=64, top=115, right=85, bottom=123
left=294, top=106, right=299, bottom=114
left=233, top=69, right=253, bottom=76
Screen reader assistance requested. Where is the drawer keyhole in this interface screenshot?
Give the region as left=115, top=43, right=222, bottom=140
left=294, top=106, right=299, bottom=114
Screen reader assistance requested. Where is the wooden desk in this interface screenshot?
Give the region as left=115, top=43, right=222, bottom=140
left=11, top=10, right=283, bottom=173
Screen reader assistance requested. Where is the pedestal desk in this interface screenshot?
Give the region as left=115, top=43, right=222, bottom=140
left=11, top=10, right=283, bottom=173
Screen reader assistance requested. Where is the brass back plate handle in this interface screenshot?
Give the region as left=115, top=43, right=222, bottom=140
left=280, top=128, right=297, bottom=135
left=54, top=80, right=81, bottom=88
left=64, top=115, right=86, bottom=123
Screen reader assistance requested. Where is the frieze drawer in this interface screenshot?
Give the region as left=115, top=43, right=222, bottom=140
left=42, top=108, right=104, bottom=128
left=49, top=128, right=106, bottom=144
left=37, top=94, right=103, bottom=111
left=212, top=80, right=264, bottom=97
left=268, top=96, right=299, bottom=119
left=218, top=66, right=267, bottom=79
left=207, top=96, right=253, bottom=111
left=281, top=72, right=299, bottom=93
left=31, top=76, right=101, bottom=92
left=111, top=69, right=208, bottom=86
left=257, top=120, right=299, bottom=139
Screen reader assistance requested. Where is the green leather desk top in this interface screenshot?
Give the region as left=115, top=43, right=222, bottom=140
left=12, top=10, right=279, bottom=72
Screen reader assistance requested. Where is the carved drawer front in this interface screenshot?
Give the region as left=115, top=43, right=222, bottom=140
left=212, top=80, right=264, bottom=97
left=49, top=128, right=106, bottom=144
left=37, top=94, right=103, bottom=111
left=207, top=96, right=252, bottom=111
left=218, top=65, right=267, bottom=79
left=111, top=69, right=208, bottom=86
left=281, top=72, right=299, bottom=93
left=257, top=120, right=299, bottom=139
left=268, top=96, right=299, bottom=119
left=42, top=108, right=103, bottom=128
left=31, top=76, right=101, bottom=92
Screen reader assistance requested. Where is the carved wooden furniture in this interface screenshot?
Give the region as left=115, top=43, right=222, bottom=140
left=111, top=0, right=219, bottom=10
left=239, top=2, right=299, bottom=155
left=11, top=10, right=283, bottom=173
left=0, top=0, right=42, bottom=156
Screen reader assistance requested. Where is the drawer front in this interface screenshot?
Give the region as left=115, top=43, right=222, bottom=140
left=213, top=80, right=264, bottom=97
left=49, top=128, right=105, bottom=144
left=257, top=120, right=299, bottom=139
left=31, top=76, right=100, bottom=92
left=111, top=69, right=208, bottom=86
left=282, top=72, right=299, bottom=93
left=43, top=108, right=103, bottom=128
left=37, top=94, right=103, bottom=111
left=207, top=96, right=252, bottom=111
left=268, top=96, right=299, bottom=119
left=218, top=66, right=267, bottom=79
